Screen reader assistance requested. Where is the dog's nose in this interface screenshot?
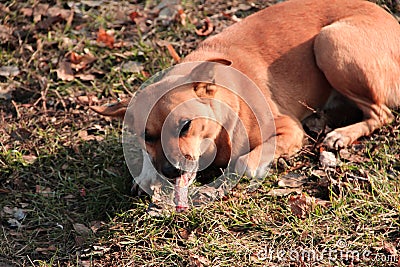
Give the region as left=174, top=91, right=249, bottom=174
left=161, top=161, right=181, bottom=178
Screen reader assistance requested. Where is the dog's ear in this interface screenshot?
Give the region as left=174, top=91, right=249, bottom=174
left=190, top=58, right=232, bottom=81
left=191, top=58, right=232, bottom=98
left=90, top=99, right=129, bottom=118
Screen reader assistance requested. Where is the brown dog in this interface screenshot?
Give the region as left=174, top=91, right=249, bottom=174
left=91, top=0, right=400, bottom=196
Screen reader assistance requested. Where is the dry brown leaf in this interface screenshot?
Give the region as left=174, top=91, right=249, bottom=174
left=0, top=25, right=13, bottom=43
left=20, top=7, right=33, bottom=17
left=89, top=221, right=104, bottom=234
left=383, top=241, right=398, bottom=256
left=288, top=193, right=330, bottom=219
left=56, top=61, right=75, bottom=81
left=278, top=173, right=307, bottom=188
left=22, top=155, right=37, bottom=164
left=35, top=15, right=63, bottom=30
left=178, top=9, right=186, bottom=26
left=47, top=6, right=72, bottom=20
left=267, top=188, right=302, bottom=197
left=96, top=28, right=114, bottom=49
left=75, top=73, right=95, bottom=81
left=35, top=185, right=54, bottom=197
left=189, top=253, right=211, bottom=267
left=73, top=223, right=92, bottom=236
left=36, top=245, right=57, bottom=253
left=129, top=11, right=150, bottom=33
left=69, top=51, right=96, bottom=71
left=33, top=3, right=49, bottom=23
left=78, top=130, right=98, bottom=141
left=339, top=148, right=369, bottom=163
left=195, top=18, right=214, bottom=36
left=288, top=193, right=314, bottom=219
left=76, top=95, right=99, bottom=105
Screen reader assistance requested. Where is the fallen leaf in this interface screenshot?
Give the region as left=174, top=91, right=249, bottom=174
left=69, top=51, right=96, bottom=71
left=288, top=193, right=330, bottom=219
left=3, top=206, right=13, bottom=215
left=319, top=151, right=337, bottom=168
left=56, top=61, right=75, bottom=81
left=35, top=15, right=63, bottom=31
left=20, top=7, right=33, bottom=17
left=47, top=6, right=72, bottom=20
left=383, top=241, right=397, bottom=256
left=195, top=18, right=214, bottom=36
left=78, top=130, right=101, bottom=141
left=36, top=245, right=57, bottom=253
left=0, top=66, right=20, bottom=77
left=178, top=9, right=186, bottom=26
left=278, top=173, right=307, bottom=188
left=189, top=253, right=211, bottom=267
left=179, top=228, right=190, bottom=240
left=22, top=155, right=37, bottom=164
left=73, top=223, right=92, bottom=236
left=288, top=193, right=314, bottom=219
left=76, top=95, right=99, bottom=105
left=267, top=187, right=302, bottom=197
left=35, top=185, right=54, bottom=197
left=129, top=11, right=149, bottom=33
left=89, top=221, right=104, bottom=234
left=10, top=128, right=31, bottom=141
left=81, top=0, right=104, bottom=7
left=0, top=25, right=13, bottom=43
left=120, top=61, right=144, bottom=73
left=339, top=148, right=369, bottom=163
left=96, top=28, right=114, bottom=49
left=154, top=0, right=182, bottom=26
left=75, top=73, right=95, bottom=81
left=33, top=3, right=49, bottom=23
left=0, top=87, right=14, bottom=100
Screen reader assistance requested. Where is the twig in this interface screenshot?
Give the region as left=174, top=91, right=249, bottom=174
left=167, top=43, right=181, bottom=63
left=119, top=74, right=134, bottom=96
left=298, top=100, right=317, bottom=113
left=11, top=100, right=20, bottom=119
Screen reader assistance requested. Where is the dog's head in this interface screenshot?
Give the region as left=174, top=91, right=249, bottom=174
left=91, top=60, right=237, bottom=181
left=132, top=70, right=232, bottom=180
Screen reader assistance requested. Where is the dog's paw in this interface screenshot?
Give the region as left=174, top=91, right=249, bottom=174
left=323, top=130, right=351, bottom=149
left=132, top=174, right=158, bottom=196
left=131, top=181, right=147, bottom=196
left=234, top=154, right=271, bottom=179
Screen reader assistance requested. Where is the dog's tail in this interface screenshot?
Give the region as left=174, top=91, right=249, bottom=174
left=89, top=98, right=130, bottom=118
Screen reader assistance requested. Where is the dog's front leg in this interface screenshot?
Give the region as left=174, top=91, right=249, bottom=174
left=131, top=149, right=159, bottom=196
left=234, top=139, right=275, bottom=180
left=234, top=115, right=304, bottom=185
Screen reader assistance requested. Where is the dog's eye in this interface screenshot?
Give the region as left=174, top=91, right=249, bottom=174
left=179, top=119, right=192, bottom=137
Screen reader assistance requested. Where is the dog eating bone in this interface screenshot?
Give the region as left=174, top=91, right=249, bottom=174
left=90, top=0, right=400, bottom=211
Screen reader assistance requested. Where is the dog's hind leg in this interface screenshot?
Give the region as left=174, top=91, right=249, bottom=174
left=314, top=15, right=400, bottom=149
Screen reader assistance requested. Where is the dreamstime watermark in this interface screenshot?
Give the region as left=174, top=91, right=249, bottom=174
left=255, top=239, right=398, bottom=264
left=122, top=61, right=276, bottom=208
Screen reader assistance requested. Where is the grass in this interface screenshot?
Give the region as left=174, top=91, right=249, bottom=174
left=1, top=0, right=400, bottom=266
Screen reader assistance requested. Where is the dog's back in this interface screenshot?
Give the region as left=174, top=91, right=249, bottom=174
left=184, top=0, right=400, bottom=120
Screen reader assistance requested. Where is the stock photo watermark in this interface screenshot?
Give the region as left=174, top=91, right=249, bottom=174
left=255, top=239, right=398, bottom=264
